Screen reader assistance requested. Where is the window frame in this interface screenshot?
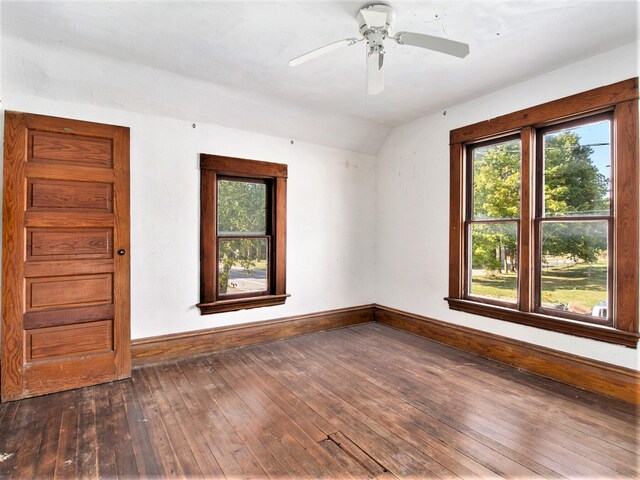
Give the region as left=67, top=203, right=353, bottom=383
left=447, top=78, right=639, bottom=347
left=198, top=154, right=288, bottom=315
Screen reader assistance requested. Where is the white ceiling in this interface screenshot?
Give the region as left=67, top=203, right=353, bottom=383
left=2, top=1, right=638, bottom=132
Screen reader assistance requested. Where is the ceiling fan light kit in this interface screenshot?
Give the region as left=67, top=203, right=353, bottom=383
left=289, top=3, right=470, bottom=96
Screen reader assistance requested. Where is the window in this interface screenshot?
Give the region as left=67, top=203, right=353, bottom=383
left=467, top=135, right=521, bottom=305
left=536, top=114, right=612, bottom=323
left=198, top=154, right=288, bottom=314
left=448, top=78, right=639, bottom=346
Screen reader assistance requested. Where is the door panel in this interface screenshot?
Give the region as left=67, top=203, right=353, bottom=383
left=2, top=111, right=130, bottom=401
left=26, top=228, right=113, bottom=260
left=24, top=352, right=116, bottom=397
left=27, top=179, right=113, bottom=212
left=26, top=273, right=114, bottom=310
left=26, top=320, right=113, bottom=362
left=29, top=130, right=113, bottom=167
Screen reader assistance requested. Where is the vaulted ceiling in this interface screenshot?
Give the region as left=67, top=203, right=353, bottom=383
left=2, top=1, right=637, bottom=153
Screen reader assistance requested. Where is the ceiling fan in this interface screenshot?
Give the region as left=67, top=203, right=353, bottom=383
left=289, top=3, right=470, bottom=95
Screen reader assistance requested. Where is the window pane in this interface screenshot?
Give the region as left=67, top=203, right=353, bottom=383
left=217, top=180, right=267, bottom=235
left=218, top=238, right=268, bottom=295
left=539, top=221, right=608, bottom=318
left=468, top=222, right=518, bottom=302
left=472, top=139, right=521, bottom=220
left=543, top=119, right=611, bottom=217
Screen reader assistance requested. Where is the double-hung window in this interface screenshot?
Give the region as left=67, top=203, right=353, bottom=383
left=466, top=135, right=521, bottom=304
left=198, top=154, right=288, bottom=314
left=535, top=114, right=613, bottom=322
left=448, top=79, right=639, bottom=346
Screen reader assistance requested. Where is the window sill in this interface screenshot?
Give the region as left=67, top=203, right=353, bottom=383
left=445, top=297, right=639, bottom=348
left=197, top=294, right=290, bottom=315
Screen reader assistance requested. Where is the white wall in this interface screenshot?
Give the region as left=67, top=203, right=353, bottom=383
left=375, top=43, right=639, bottom=370
left=1, top=46, right=376, bottom=339
left=1, top=35, right=390, bottom=155
left=2, top=32, right=638, bottom=370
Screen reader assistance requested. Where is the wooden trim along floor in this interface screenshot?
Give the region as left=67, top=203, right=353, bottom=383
left=131, top=304, right=375, bottom=367
left=3, top=303, right=633, bottom=403
left=129, top=303, right=639, bottom=405
left=0, top=323, right=636, bottom=479
left=374, top=305, right=640, bottom=405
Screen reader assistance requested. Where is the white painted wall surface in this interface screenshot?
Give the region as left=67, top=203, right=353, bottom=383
left=375, top=43, right=639, bottom=370
left=2, top=35, right=390, bottom=155
left=1, top=48, right=377, bottom=339
left=1, top=32, right=638, bottom=370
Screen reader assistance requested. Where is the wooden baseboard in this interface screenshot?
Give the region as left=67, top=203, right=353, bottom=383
left=374, top=304, right=640, bottom=405
left=131, top=304, right=374, bottom=367
left=130, top=302, right=638, bottom=404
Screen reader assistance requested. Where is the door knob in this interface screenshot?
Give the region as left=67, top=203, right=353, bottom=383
left=117, top=249, right=126, bottom=256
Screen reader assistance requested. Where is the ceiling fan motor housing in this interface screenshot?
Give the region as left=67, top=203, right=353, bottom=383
left=357, top=4, right=396, bottom=36
left=358, top=4, right=396, bottom=57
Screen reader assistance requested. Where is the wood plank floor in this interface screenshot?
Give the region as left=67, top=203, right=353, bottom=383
left=0, top=323, right=637, bottom=479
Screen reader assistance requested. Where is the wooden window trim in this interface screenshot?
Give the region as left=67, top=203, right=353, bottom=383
left=198, top=154, right=289, bottom=314
left=447, top=78, right=639, bottom=347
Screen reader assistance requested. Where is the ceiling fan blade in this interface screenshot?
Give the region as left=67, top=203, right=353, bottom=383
left=367, top=51, right=384, bottom=95
left=289, top=38, right=359, bottom=66
left=360, top=9, right=387, bottom=28
left=395, top=31, right=470, bottom=58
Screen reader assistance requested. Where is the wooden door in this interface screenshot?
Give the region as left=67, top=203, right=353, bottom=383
left=1, top=111, right=130, bottom=402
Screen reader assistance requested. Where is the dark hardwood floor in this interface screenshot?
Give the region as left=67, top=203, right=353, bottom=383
left=1, top=322, right=637, bottom=479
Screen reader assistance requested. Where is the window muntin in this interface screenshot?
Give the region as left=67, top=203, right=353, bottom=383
left=466, top=137, right=521, bottom=305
